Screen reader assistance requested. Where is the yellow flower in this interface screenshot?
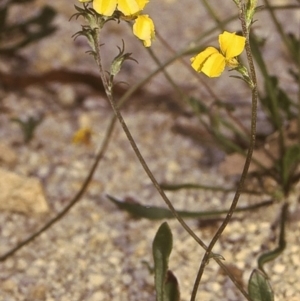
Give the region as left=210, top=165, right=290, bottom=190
left=119, top=0, right=148, bottom=15
left=90, top=0, right=148, bottom=16
left=191, top=31, right=246, bottom=77
left=72, top=127, right=93, bottom=145
left=133, top=15, right=155, bottom=47
left=78, top=0, right=154, bottom=47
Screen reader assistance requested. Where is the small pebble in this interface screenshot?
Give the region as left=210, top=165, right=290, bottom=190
left=273, top=263, right=286, bottom=274
left=122, top=274, right=133, bottom=285
left=88, top=274, right=106, bottom=287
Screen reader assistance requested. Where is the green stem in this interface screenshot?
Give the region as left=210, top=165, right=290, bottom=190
left=92, top=28, right=266, bottom=301
left=191, top=2, right=258, bottom=300
left=91, top=29, right=209, bottom=250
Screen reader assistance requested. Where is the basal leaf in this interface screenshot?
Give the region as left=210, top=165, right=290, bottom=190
left=248, top=269, right=274, bottom=301
left=106, top=194, right=273, bottom=220
left=153, top=222, right=173, bottom=301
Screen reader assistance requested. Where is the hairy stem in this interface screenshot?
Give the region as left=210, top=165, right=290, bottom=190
left=91, top=29, right=208, bottom=249
left=190, top=1, right=258, bottom=300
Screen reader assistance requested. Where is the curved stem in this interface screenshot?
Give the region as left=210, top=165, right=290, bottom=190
left=91, top=29, right=208, bottom=250
left=190, top=2, right=258, bottom=300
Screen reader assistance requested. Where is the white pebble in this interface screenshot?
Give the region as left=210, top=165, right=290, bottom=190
left=273, top=263, right=286, bottom=274
left=89, top=291, right=105, bottom=301
left=88, top=274, right=106, bottom=287
left=16, top=258, right=28, bottom=271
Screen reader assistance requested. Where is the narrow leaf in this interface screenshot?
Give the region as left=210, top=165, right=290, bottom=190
left=248, top=269, right=274, bottom=301
left=153, top=222, right=173, bottom=301
left=106, top=194, right=273, bottom=220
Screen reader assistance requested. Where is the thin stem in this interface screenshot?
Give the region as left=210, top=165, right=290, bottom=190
left=91, top=29, right=208, bottom=250
left=94, top=33, right=257, bottom=294
left=190, top=1, right=258, bottom=300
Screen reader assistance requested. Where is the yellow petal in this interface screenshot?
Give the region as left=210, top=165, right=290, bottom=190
left=219, top=31, right=246, bottom=59
left=93, top=0, right=117, bottom=16
left=201, top=52, right=226, bottom=77
left=133, top=15, right=155, bottom=47
left=78, top=0, right=90, bottom=2
left=191, top=47, right=219, bottom=71
left=118, top=0, right=140, bottom=16
left=136, top=0, right=149, bottom=10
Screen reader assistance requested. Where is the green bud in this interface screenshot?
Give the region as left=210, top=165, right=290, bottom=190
left=246, top=0, right=258, bottom=28
left=235, top=64, right=254, bottom=89
left=110, top=41, right=137, bottom=77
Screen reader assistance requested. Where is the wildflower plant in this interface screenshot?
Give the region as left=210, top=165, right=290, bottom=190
left=0, top=0, right=299, bottom=300
left=70, top=0, right=270, bottom=300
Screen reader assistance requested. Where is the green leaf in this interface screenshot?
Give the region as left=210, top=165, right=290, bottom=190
left=248, top=269, right=274, bottom=301
left=164, top=270, right=180, bottom=301
left=258, top=204, right=287, bottom=276
left=153, top=222, right=173, bottom=301
left=106, top=194, right=273, bottom=220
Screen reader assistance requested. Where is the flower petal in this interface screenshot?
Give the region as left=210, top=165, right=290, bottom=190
left=93, top=0, right=117, bottom=16
left=133, top=15, right=155, bottom=47
left=118, top=0, right=140, bottom=16
left=136, top=0, right=149, bottom=10
left=219, top=31, right=246, bottom=59
left=191, top=46, right=225, bottom=77
left=201, top=52, right=226, bottom=77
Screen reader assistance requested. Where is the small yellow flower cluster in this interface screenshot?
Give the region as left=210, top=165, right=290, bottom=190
left=79, top=0, right=155, bottom=47
left=191, top=31, right=246, bottom=77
